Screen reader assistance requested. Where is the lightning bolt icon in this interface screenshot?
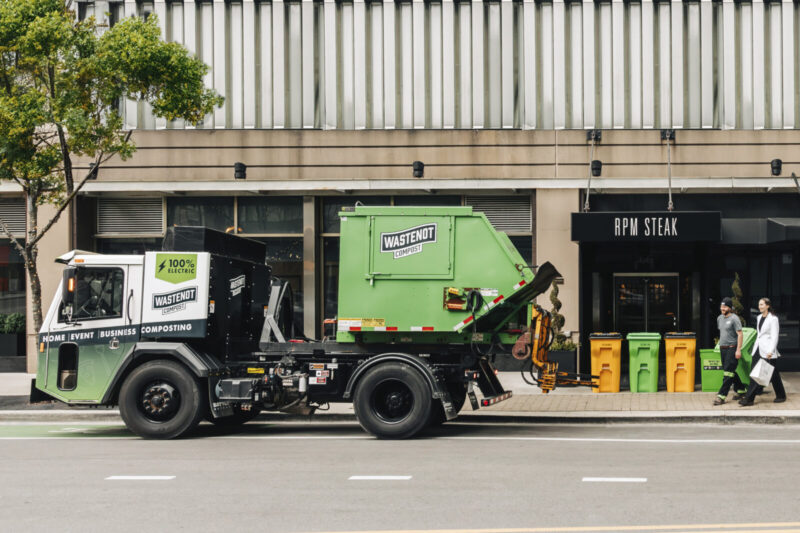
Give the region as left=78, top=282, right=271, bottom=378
left=158, top=260, right=166, bottom=273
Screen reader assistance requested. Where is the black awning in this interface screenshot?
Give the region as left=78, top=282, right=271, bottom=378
left=768, top=218, right=800, bottom=243
left=721, top=218, right=800, bottom=244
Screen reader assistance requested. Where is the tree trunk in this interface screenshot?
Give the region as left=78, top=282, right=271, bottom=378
left=56, top=125, right=74, bottom=194
left=26, top=193, right=43, bottom=333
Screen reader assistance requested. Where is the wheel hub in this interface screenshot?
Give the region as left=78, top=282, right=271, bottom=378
left=372, top=380, right=414, bottom=423
left=141, top=382, right=179, bottom=421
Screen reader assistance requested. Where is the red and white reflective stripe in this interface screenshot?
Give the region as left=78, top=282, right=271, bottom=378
left=373, top=326, right=398, bottom=332
left=410, top=326, right=434, bottom=332
left=452, top=314, right=474, bottom=331
left=487, top=295, right=505, bottom=309
left=480, top=392, right=512, bottom=407
left=512, top=280, right=527, bottom=291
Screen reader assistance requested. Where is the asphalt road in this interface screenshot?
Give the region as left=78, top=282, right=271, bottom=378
left=2, top=421, right=800, bottom=533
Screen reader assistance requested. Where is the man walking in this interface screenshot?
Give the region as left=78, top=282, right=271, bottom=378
left=714, top=297, right=746, bottom=406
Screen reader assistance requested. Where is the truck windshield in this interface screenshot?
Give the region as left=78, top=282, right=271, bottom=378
left=59, top=268, right=124, bottom=322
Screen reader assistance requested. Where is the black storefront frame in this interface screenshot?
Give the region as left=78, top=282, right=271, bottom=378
left=574, top=193, right=800, bottom=381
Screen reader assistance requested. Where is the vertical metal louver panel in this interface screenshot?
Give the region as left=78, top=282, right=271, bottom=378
left=91, top=0, right=800, bottom=131
left=465, top=196, right=531, bottom=233
left=0, top=199, right=27, bottom=238
left=97, top=198, right=164, bottom=235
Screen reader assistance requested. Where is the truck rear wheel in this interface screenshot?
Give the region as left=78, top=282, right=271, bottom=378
left=353, top=362, right=432, bottom=439
left=119, top=360, right=206, bottom=440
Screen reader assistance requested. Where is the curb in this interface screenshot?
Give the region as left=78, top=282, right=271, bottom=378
left=3, top=409, right=800, bottom=425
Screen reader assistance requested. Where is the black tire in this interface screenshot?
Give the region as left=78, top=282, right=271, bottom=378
left=353, top=362, right=432, bottom=439
left=119, top=360, right=206, bottom=440
left=209, top=406, right=262, bottom=426
left=428, top=382, right=469, bottom=426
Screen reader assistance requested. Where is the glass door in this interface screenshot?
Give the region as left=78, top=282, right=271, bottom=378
left=614, top=274, right=679, bottom=336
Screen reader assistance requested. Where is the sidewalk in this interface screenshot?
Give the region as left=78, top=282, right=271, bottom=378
left=3, top=371, right=800, bottom=423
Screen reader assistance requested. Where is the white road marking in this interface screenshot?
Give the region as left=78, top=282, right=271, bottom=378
left=349, top=476, right=412, bottom=481
left=582, top=477, right=647, bottom=483
left=105, top=476, right=175, bottom=481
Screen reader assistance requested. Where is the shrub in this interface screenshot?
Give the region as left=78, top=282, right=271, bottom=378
left=548, top=280, right=577, bottom=351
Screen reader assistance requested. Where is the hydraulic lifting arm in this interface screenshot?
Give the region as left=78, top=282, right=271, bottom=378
left=512, top=305, right=596, bottom=393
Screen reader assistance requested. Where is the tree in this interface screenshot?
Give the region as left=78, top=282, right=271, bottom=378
left=731, top=272, right=747, bottom=325
left=0, top=0, right=223, bottom=332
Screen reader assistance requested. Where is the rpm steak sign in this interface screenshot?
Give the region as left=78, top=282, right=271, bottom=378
left=571, top=212, right=721, bottom=242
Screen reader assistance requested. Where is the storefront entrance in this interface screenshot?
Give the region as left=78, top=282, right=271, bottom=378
left=613, top=274, right=679, bottom=336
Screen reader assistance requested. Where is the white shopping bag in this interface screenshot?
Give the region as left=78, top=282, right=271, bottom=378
left=750, top=358, right=774, bottom=387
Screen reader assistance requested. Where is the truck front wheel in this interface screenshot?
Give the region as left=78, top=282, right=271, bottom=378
left=119, top=360, right=206, bottom=439
left=353, top=362, right=432, bottom=439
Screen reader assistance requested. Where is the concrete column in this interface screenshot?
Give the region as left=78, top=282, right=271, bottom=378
left=26, top=204, right=72, bottom=373
left=302, top=196, right=317, bottom=338
left=535, top=189, right=580, bottom=342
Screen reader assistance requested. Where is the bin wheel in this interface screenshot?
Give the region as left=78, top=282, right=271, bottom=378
left=353, top=362, right=432, bottom=439
left=209, top=405, right=262, bottom=426
left=119, top=360, right=206, bottom=440
left=428, top=382, right=469, bottom=426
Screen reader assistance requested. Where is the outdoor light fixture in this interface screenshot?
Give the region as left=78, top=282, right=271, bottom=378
left=771, top=158, right=783, bottom=176
left=87, top=162, right=98, bottom=180
left=412, top=161, right=424, bottom=178
left=591, top=160, right=602, bottom=177
left=234, top=162, right=247, bottom=180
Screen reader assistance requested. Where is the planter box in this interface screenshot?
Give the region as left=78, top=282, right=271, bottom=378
left=0, top=333, right=24, bottom=357
left=549, top=350, right=578, bottom=386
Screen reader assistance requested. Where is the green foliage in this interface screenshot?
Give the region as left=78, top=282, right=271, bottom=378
left=0, top=313, right=24, bottom=334
left=548, top=280, right=577, bottom=351
left=731, top=273, right=746, bottom=324
left=3, top=313, right=24, bottom=334
left=0, top=1, right=223, bottom=200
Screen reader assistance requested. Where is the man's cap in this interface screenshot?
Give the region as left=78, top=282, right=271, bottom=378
left=721, top=297, right=733, bottom=308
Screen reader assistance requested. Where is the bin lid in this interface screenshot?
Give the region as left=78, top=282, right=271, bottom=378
left=626, top=332, right=662, bottom=340
left=589, top=332, right=622, bottom=339
left=664, top=332, right=696, bottom=338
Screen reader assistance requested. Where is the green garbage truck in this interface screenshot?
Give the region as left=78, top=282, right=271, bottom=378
left=32, top=205, right=575, bottom=440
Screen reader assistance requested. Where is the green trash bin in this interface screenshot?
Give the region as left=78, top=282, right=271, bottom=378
left=714, top=326, right=757, bottom=388
left=627, top=332, right=661, bottom=393
left=700, top=348, right=723, bottom=392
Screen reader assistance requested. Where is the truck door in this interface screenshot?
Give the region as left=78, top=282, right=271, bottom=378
left=39, top=265, right=141, bottom=402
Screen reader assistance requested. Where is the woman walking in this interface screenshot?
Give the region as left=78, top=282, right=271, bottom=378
left=739, top=298, right=786, bottom=406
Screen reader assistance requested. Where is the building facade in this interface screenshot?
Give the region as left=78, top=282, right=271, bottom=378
left=6, top=0, right=800, bottom=374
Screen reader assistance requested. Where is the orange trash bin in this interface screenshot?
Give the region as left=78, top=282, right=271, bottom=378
left=589, top=333, right=622, bottom=393
left=665, top=332, right=696, bottom=392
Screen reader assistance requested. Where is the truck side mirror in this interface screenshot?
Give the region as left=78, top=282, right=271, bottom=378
left=62, top=268, right=78, bottom=322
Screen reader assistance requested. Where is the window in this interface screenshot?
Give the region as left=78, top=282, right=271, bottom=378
left=0, top=241, right=26, bottom=315
left=322, top=196, right=392, bottom=234
left=60, top=268, right=125, bottom=322
left=237, top=197, right=303, bottom=234
left=167, top=197, right=234, bottom=232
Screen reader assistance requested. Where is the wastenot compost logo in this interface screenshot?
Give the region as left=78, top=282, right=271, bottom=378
left=380, top=223, right=437, bottom=259
left=155, top=253, right=198, bottom=284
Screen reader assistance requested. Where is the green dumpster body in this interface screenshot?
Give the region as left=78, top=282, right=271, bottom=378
left=335, top=206, right=559, bottom=344
left=703, top=326, right=757, bottom=391
left=627, top=332, right=662, bottom=393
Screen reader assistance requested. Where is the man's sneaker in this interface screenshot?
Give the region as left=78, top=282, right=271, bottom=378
left=733, top=393, right=745, bottom=401
left=774, top=397, right=787, bottom=404
left=713, top=398, right=725, bottom=406
left=739, top=399, right=754, bottom=406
